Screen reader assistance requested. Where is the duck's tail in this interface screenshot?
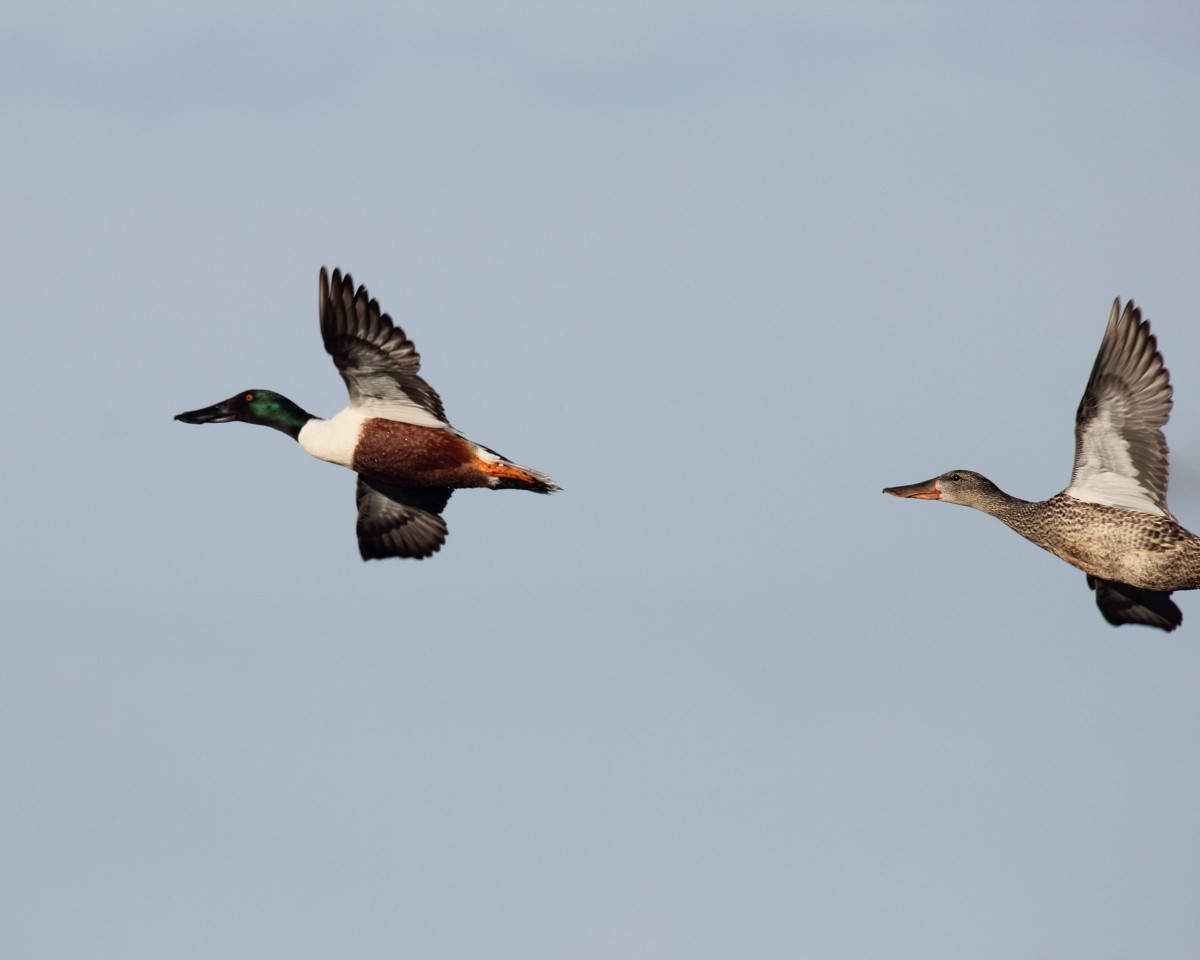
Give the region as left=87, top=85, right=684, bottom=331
left=474, top=445, right=560, bottom=493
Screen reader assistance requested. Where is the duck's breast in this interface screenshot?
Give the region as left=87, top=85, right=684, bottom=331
left=298, top=408, right=369, bottom=469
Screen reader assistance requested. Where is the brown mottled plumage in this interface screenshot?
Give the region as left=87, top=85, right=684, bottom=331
left=884, top=300, right=1200, bottom=632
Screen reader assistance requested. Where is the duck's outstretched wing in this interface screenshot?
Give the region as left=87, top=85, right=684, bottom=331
left=355, top=477, right=452, bottom=560
left=319, top=267, right=450, bottom=428
left=1067, top=299, right=1173, bottom=517
left=1087, top=575, right=1181, bottom=632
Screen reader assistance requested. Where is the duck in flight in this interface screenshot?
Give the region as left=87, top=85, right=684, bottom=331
left=884, top=299, right=1200, bottom=631
left=176, top=267, right=557, bottom=560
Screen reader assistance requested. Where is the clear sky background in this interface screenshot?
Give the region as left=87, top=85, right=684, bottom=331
left=4, top=3, right=1200, bottom=958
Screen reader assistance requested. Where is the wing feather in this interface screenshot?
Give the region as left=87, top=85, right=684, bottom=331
left=355, top=477, right=452, bottom=560
left=1087, top=575, right=1181, bottom=631
left=319, top=267, right=450, bottom=427
left=1066, top=299, right=1172, bottom=517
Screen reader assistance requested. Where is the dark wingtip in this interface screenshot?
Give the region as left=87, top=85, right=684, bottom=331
left=1087, top=575, right=1182, bottom=632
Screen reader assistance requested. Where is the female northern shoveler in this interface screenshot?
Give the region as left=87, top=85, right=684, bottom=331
left=176, top=267, right=557, bottom=560
left=884, top=299, right=1200, bottom=631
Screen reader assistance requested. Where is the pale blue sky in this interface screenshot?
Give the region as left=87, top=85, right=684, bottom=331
left=4, top=3, right=1200, bottom=958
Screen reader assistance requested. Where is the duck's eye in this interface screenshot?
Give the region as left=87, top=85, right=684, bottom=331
left=245, top=393, right=255, bottom=402
left=949, top=473, right=962, bottom=482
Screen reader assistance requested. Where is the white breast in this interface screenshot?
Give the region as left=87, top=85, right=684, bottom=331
left=298, top=408, right=369, bottom=469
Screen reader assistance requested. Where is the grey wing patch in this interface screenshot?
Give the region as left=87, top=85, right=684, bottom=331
left=1068, top=299, right=1173, bottom=516
left=355, top=477, right=453, bottom=560
left=1087, top=575, right=1181, bottom=632
left=319, top=267, right=449, bottom=426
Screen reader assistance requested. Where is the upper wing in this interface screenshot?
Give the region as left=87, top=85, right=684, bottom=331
left=319, top=267, right=450, bottom=427
left=1065, top=299, right=1173, bottom=517
left=355, top=477, right=453, bottom=560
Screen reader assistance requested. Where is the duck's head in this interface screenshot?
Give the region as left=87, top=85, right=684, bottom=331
left=883, top=470, right=1008, bottom=511
left=175, top=389, right=313, bottom=439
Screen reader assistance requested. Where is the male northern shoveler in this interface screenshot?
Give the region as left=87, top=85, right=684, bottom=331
left=176, top=267, right=558, bottom=560
left=884, top=299, right=1200, bottom=632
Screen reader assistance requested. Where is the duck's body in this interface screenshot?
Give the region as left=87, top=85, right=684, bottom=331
left=999, top=494, right=1200, bottom=592
left=885, top=300, right=1200, bottom=631
left=176, top=267, right=557, bottom=560
left=297, top=410, right=550, bottom=492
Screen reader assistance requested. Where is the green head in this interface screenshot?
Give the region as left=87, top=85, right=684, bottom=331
left=174, top=389, right=314, bottom=439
